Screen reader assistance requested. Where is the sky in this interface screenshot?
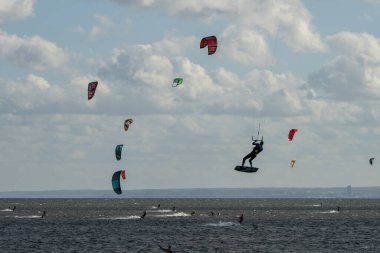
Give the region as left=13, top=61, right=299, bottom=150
left=1, top=0, right=380, bottom=191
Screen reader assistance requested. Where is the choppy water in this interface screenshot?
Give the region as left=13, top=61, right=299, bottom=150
left=1, top=198, right=380, bottom=252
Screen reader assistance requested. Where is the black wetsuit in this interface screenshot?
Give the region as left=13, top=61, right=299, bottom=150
left=141, top=211, right=147, bottom=219
left=242, top=141, right=264, bottom=167
left=238, top=214, right=243, bottom=224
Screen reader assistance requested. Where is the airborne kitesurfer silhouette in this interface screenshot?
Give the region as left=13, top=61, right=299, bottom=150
left=241, top=122, right=264, bottom=168
left=242, top=138, right=264, bottom=167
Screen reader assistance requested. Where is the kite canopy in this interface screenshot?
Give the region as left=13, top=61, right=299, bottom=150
left=88, top=81, right=98, bottom=100
left=172, top=78, right=183, bottom=87
left=112, top=170, right=126, bottom=195
left=288, top=129, right=298, bottom=141
left=115, top=144, right=123, bottom=161
left=124, top=119, right=133, bottom=132
left=200, top=36, right=217, bottom=55
left=290, top=160, right=296, bottom=168
left=370, top=158, right=375, bottom=166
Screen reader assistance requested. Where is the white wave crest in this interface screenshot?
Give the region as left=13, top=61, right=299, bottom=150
left=320, top=210, right=339, bottom=214
left=102, top=215, right=141, bottom=220
left=156, top=212, right=190, bottom=217
left=150, top=209, right=173, bottom=213
left=14, top=215, right=42, bottom=219
left=204, top=221, right=240, bottom=227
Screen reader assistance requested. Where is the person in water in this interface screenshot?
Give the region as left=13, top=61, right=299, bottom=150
left=140, top=211, right=147, bottom=219
left=242, top=138, right=264, bottom=167
left=158, top=244, right=173, bottom=253
left=172, top=206, right=176, bottom=212
left=12, top=206, right=16, bottom=212
left=41, top=211, right=46, bottom=219
left=238, top=214, right=244, bottom=224
left=191, top=211, right=196, bottom=216
left=210, top=211, right=214, bottom=216
left=157, top=204, right=161, bottom=209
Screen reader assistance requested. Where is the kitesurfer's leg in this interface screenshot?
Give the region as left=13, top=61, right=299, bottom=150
left=249, top=155, right=256, bottom=167
left=242, top=153, right=252, bottom=166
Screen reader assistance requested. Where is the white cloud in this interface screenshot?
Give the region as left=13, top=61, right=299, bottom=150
left=112, top=0, right=326, bottom=53
left=97, top=39, right=307, bottom=118
left=0, top=74, right=113, bottom=114
left=0, top=75, right=64, bottom=112
left=0, top=0, right=34, bottom=22
left=308, top=32, right=380, bottom=100
left=327, top=32, right=380, bottom=65
left=73, top=14, right=113, bottom=40
left=221, top=26, right=275, bottom=67
left=0, top=30, right=69, bottom=70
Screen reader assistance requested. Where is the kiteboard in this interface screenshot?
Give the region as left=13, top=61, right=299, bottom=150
left=234, top=166, right=259, bottom=173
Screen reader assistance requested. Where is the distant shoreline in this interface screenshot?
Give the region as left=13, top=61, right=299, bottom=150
left=1, top=186, right=380, bottom=198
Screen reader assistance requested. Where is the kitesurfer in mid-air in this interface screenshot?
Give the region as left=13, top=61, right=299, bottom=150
left=242, top=138, right=264, bottom=167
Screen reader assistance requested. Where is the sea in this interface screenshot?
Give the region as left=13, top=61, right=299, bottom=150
left=1, top=198, right=380, bottom=252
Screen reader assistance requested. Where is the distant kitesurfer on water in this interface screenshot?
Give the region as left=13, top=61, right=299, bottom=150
left=337, top=206, right=340, bottom=212
left=158, top=244, right=173, bottom=253
left=157, top=204, right=161, bottom=209
left=140, top=211, right=147, bottom=219
left=172, top=206, right=176, bottom=212
left=238, top=214, right=244, bottom=224
left=191, top=211, right=196, bottom=216
left=41, top=211, right=46, bottom=219
left=242, top=138, right=264, bottom=167
left=210, top=211, right=214, bottom=216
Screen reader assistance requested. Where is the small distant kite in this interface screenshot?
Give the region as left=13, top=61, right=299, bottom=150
left=288, top=129, right=298, bottom=141
left=124, top=119, right=133, bottom=132
left=370, top=158, right=375, bottom=166
left=172, top=78, right=183, bottom=87
left=88, top=81, right=98, bottom=100
left=115, top=144, right=124, bottom=161
left=200, top=36, right=217, bottom=55
left=290, top=160, right=296, bottom=168
left=112, top=170, right=126, bottom=195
